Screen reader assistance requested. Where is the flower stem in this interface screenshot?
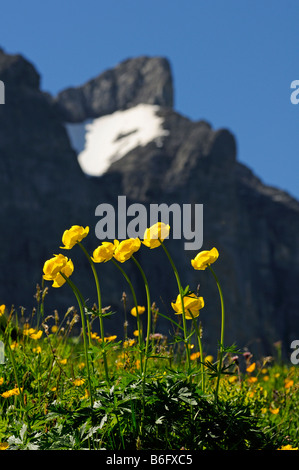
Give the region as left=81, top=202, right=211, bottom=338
left=131, top=255, right=151, bottom=377
left=208, top=265, right=225, bottom=401
left=159, top=239, right=191, bottom=374
left=78, top=242, right=109, bottom=384
left=189, top=312, right=205, bottom=393
left=6, top=341, right=28, bottom=423
left=112, top=258, right=144, bottom=374
left=62, top=274, right=94, bottom=408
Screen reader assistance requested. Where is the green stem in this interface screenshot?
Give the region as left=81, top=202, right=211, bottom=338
left=188, top=310, right=205, bottom=393
left=208, top=265, right=225, bottom=401
left=78, top=242, right=109, bottom=384
left=62, top=274, right=94, bottom=408
left=159, top=239, right=191, bottom=374
left=131, top=255, right=151, bottom=377
left=6, top=340, right=29, bottom=428
left=112, top=258, right=144, bottom=374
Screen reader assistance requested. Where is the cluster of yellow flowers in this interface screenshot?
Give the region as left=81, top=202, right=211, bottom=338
left=1, top=386, right=22, bottom=398
left=23, top=327, right=43, bottom=340
left=42, top=222, right=219, bottom=321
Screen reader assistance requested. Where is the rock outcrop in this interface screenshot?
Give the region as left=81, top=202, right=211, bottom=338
left=54, top=56, right=173, bottom=122
left=0, top=48, right=298, bottom=359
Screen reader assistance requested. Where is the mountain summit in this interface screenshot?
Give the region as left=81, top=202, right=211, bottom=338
left=0, top=49, right=298, bottom=357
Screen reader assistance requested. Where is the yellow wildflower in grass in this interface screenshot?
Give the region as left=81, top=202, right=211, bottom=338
left=284, top=379, right=294, bottom=389
left=78, top=362, right=85, bottom=370
left=33, top=346, right=42, bottom=354
left=106, top=335, right=117, bottom=342
left=228, top=375, right=238, bottom=383
left=1, top=387, right=22, bottom=398
left=113, top=238, right=141, bottom=263
left=142, top=222, right=170, bottom=249
left=0, top=442, right=9, bottom=450
left=171, top=292, right=204, bottom=319
left=133, top=330, right=140, bottom=337
left=0, top=377, right=4, bottom=385
left=191, top=247, right=219, bottom=270
left=204, top=355, right=214, bottom=363
left=43, top=254, right=74, bottom=288
left=60, top=225, right=89, bottom=250
left=0, top=304, right=5, bottom=316
left=90, top=332, right=100, bottom=341
left=73, top=378, right=85, bottom=387
left=51, top=325, right=58, bottom=333
left=278, top=445, right=298, bottom=450
left=80, top=389, right=89, bottom=400
left=130, top=306, right=146, bottom=317
left=246, top=362, right=256, bottom=373
left=190, top=352, right=201, bottom=361
left=247, top=377, right=258, bottom=383
left=92, top=242, right=115, bottom=263
left=23, top=328, right=42, bottom=340
left=123, top=339, right=136, bottom=348
left=263, top=375, right=269, bottom=381
left=59, top=358, right=67, bottom=365
left=30, top=330, right=43, bottom=340
left=270, top=407, right=279, bottom=415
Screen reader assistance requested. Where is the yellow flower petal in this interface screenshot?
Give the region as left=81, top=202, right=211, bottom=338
left=130, top=306, right=146, bottom=317
left=92, top=242, right=115, bottom=263
left=246, top=362, right=256, bottom=373
left=191, top=247, right=219, bottom=270
left=171, top=293, right=204, bottom=319
left=113, top=238, right=141, bottom=263
left=60, top=225, right=89, bottom=250
left=0, top=442, right=9, bottom=450
left=142, top=222, right=170, bottom=249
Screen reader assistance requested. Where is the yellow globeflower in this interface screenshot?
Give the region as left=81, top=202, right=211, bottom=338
left=171, top=293, right=204, bottom=319
left=284, top=379, right=294, bottom=389
left=191, top=247, right=219, bottom=270
left=0, top=305, right=5, bottom=317
left=60, top=225, right=89, bottom=250
left=113, top=238, right=141, bottom=263
left=270, top=407, right=279, bottom=415
left=43, top=254, right=74, bottom=288
left=92, top=242, right=115, bottom=263
left=130, top=306, right=146, bottom=317
left=30, top=330, right=43, bottom=340
left=246, top=362, right=256, bottom=373
left=1, top=387, right=22, bottom=398
left=73, top=378, right=85, bottom=387
left=190, top=352, right=201, bottom=361
left=278, top=445, right=298, bottom=450
left=142, top=222, right=170, bottom=249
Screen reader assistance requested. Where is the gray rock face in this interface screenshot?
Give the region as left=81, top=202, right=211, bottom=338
left=54, top=56, right=174, bottom=122
left=0, top=48, right=298, bottom=359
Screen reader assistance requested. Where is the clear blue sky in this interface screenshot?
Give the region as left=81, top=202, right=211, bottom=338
left=1, top=0, right=299, bottom=199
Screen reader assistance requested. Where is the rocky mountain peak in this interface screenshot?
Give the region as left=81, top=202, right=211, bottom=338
left=0, top=48, right=40, bottom=90
left=54, top=56, right=174, bottom=122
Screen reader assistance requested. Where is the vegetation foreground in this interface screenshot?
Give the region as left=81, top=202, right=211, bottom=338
left=0, top=224, right=298, bottom=451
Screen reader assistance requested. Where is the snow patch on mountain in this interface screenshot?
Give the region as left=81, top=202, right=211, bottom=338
left=65, top=104, right=169, bottom=176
